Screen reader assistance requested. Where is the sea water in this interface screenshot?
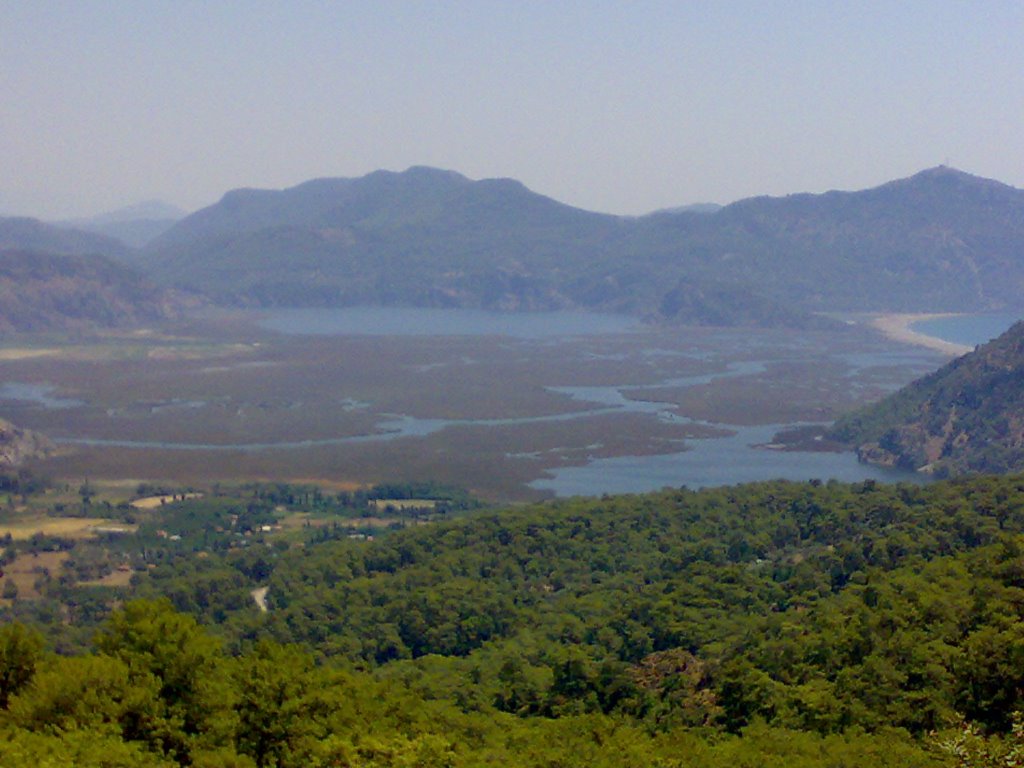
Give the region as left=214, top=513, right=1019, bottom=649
left=259, top=307, right=638, bottom=338
left=912, top=313, right=1020, bottom=348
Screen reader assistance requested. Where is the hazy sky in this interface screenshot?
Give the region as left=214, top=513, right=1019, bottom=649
left=3, top=2, right=1023, bottom=219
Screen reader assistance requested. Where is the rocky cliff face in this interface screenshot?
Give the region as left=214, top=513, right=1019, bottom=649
left=0, top=418, right=53, bottom=467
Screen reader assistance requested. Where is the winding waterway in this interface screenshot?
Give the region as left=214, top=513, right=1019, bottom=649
left=1, top=308, right=955, bottom=496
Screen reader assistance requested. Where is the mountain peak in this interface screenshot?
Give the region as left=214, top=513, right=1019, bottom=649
left=914, top=164, right=968, bottom=178
left=401, top=165, right=469, bottom=182
left=900, top=165, right=1019, bottom=193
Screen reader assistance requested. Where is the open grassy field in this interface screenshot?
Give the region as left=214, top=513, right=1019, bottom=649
left=0, top=515, right=132, bottom=541
left=77, top=568, right=134, bottom=588
left=131, top=493, right=203, bottom=509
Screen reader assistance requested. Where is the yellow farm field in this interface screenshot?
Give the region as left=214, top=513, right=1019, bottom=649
left=131, top=493, right=204, bottom=509
left=0, top=516, right=134, bottom=541
left=0, top=347, right=60, bottom=361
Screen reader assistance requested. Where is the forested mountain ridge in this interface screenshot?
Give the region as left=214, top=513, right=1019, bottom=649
left=0, top=216, right=133, bottom=261
left=830, top=320, right=1024, bottom=475
left=144, top=166, right=630, bottom=310
left=0, top=248, right=180, bottom=332
left=630, top=166, right=1024, bottom=312
left=140, top=165, right=1024, bottom=320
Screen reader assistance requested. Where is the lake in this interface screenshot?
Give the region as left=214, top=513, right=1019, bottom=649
left=912, top=312, right=1020, bottom=348
left=530, top=422, right=922, bottom=496
left=259, top=307, right=639, bottom=338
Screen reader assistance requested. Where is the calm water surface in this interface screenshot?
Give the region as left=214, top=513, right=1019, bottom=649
left=912, top=313, right=1020, bottom=348
left=530, top=423, right=923, bottom=496
left=259, top=307, right=639, bottom=338
left=0, top=383, right=83, bottom=409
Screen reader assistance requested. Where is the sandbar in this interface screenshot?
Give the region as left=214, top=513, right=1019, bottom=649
left=0, top=348, right=59, bottom=361
left=870, top=313, right=972, bottom=357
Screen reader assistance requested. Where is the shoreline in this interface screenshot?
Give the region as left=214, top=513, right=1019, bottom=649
left=868, top=313, right=973, bottom=357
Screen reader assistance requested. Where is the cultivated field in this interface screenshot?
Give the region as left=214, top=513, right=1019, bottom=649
left=0, top=515, right=133, bottom=541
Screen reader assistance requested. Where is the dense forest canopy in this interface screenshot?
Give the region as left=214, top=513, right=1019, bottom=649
left=4, top=474, right=1024, bottom=765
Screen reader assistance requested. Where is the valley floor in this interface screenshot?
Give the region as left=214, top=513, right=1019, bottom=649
left=1, top=311, right=944, bottom=501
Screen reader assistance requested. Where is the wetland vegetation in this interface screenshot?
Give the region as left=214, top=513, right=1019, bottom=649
left=0, top=309, right=942, bottom=501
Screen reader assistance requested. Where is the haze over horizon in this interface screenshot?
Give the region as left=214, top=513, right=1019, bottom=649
left=2, top=1, right=1022, bottom=220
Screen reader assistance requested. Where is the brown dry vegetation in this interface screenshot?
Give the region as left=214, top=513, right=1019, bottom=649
left=131, top=492, right=203, bottom=509
left=2, top=314, right=943, bottom=500
left=76, top=568, right=134, bottom=588
left=0, top=516, right=126, bottom=541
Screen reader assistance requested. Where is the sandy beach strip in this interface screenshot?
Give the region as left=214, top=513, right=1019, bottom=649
left=870, top=313, right=973, bottom=356
left=0, top=347, right=60, bottom=361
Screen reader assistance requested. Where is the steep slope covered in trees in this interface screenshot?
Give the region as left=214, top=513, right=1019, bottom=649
left=830, top=321, right=1024, bottom=475
left=0, top=216, right=133, bottom=261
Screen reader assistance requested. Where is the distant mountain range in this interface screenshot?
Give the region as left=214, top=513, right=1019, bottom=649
left=55, top=200, right=187, bottom=249
left=138, top=165, right=1024, bottom=318
left=3, top=166, right=1024, bottom=330
left=829, top=321, right=1024, bottom=476
left=142, top=167, right=628, bottom=310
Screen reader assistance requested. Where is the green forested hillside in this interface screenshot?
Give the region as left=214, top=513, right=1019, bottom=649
left=5, top=475, right=1024, bottom=765
left=144, top=167, right=630, bottom=311
left=0, top=216, right=133, bottom=261
left=831, top=320, right=1024, bottom=475
left=637, top=166, right=1024, bottom=313
left=240, top=478, right=1024, bottom=734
